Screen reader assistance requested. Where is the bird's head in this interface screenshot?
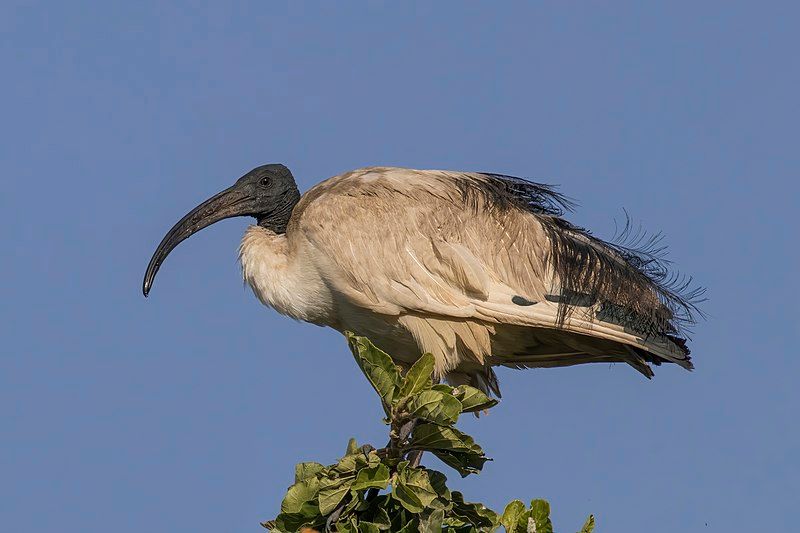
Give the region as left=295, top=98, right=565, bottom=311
left=142, top=164, right=300, bottom=297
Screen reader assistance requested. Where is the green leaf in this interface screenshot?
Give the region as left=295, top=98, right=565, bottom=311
left=442, top=515, right=468, bottom=528
left=273, top=511, right=321, bottom=533
left=346, top=437, right=360, bottom=455
left=395, top=518, right=420, bottom=533
left=391, top=482, right=424, bottom=514
left=529, top=499, right=553, bottom=533
left=410, top=423, right=480, bottom=452
left=419, top=486, right=454, bottom=516
left=335, top=516, right=359, bottom=533
left=391, top=465, right=438, bottom=513
left=399, top=353, right=435, bottom=398
left=318, top=476, right=354, bottom=515
left=431, top=383, right=454, bottom=394
left=409, top=423, right=489, bottom=476
left=358, top=521, right=382, bottom=533
left=407, top=389, right=462, bottom=425
left=334, top=450, right=379, bottom=476
left=385, top=499, right=412, bottom=531
left=362, top=505, right=391, bottom=530
left=346, top=333, right=401, bottom=412
left=402, top=468, right=439, bottom=508
left=334, top=454, right=361, bottom=475
left=426, top=469, right=451, bottom=502
left=294, top=462, right=325, bottom=483
left=452, top=385, right=499, bottom=414
left=280, top=477, right=320, bottom=514
left=501, top=500, right=527, bottom=532
left=434, top=445, right=490, bottom=478
left=419, top=509, right=445, bottom=532
left=352, top=464, right=391, bottom=491
left=578, top=514, right=595, bottom=533
left=341, top=490, right=366, bottom=518
left=450, top=491, right=499, bottom=529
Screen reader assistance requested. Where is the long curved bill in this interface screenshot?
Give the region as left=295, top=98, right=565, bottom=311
left=143, top=185, right=250, bottom=297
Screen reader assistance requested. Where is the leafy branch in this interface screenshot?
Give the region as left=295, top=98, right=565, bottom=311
left=262, top=333, right=594, bottom=532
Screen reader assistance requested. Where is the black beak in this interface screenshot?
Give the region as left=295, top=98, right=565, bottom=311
left=143, top=185, right=251, bottom=297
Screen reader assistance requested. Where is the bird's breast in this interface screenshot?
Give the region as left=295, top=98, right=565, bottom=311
left=239, top=225, right=334, bottom=326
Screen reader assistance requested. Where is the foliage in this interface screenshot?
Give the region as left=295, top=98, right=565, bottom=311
left=262, top=333, right=594, bottom=532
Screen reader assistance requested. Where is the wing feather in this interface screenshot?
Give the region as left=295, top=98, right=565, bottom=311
left=291, top=167, right=701, bottom=380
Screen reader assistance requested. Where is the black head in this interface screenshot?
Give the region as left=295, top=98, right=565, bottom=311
left=142, top=163, right=300, bottom=297
left=232, top=164, right=301, bottom=231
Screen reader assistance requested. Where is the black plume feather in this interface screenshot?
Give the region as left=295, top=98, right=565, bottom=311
left=474, top=173, right=705, bottom=347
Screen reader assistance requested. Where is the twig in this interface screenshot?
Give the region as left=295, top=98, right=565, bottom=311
left=325, top=497, right=348, bottom=532
left=407, top=449, right=424, bottom=468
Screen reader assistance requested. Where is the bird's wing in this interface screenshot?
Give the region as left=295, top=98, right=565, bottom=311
left=291, top=167, right=701, bottom=374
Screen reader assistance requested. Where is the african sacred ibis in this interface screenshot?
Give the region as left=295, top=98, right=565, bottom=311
left=143, top=165, right=702, bottom=396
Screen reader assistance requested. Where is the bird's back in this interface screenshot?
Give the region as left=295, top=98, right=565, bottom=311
left=286, top=167, right=701, bottom=394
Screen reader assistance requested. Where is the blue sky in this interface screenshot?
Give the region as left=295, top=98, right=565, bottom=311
left=1, top=2, right=797, bottom=531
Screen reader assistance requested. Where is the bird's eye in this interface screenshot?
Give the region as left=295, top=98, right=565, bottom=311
left=259, top=177, right=270, bottom=186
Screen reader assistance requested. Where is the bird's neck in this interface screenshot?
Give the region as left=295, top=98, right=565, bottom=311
left=238, top=225, right=331, bottom=325
left=256, top=185, right=300, bottom=233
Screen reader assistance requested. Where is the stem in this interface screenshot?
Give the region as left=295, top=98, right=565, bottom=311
left=407, top=449, right=424, bottom=468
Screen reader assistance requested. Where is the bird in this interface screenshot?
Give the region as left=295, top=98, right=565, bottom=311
left=143, top=164, right=703, bottom=397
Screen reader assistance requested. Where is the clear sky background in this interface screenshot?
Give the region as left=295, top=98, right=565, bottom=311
left=1, top=2, right=797, bottom=532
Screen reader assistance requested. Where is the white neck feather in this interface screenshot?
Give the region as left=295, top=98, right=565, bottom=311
left=239, top=225, right=331, bottom=325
